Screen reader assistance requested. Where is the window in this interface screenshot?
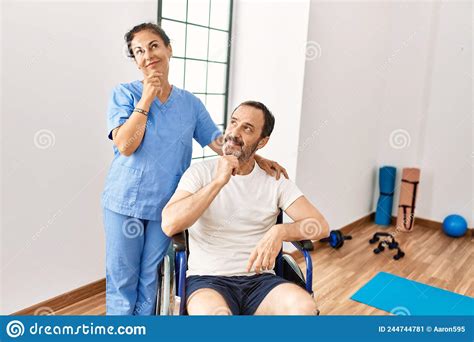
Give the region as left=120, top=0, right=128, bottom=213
left=158, top=0, right=233, bottom=160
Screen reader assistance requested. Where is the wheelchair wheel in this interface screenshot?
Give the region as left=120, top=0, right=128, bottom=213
left=281, top=254, right=307, bottom=290
left=156, top=253, right=176, bottom=315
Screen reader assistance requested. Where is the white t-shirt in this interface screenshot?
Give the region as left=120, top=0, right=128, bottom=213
left=176, top=158, right=303, bottom=277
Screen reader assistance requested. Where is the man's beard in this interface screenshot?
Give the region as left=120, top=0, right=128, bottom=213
left=223, top=135, right=259, bottom=162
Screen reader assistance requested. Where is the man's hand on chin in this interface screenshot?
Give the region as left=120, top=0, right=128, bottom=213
left=246, top=225, right=284, bottom=274
left=214, top=155, right=239, bottom=186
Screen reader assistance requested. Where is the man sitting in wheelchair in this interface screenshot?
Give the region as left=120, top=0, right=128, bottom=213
left=162, top=101, right=330, bottom=315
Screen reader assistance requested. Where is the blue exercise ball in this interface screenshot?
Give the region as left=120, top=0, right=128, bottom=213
left=442, top=215, right=468, bottom=237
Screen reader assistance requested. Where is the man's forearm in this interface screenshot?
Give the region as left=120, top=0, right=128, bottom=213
left=162, top=180, right=225, bottom=236
left=276, top=217, right=330, bottom=242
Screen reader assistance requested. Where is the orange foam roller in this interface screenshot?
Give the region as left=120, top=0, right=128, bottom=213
left=396, top=168, right=421, bottom=232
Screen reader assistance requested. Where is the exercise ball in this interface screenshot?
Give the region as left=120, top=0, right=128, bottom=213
left=442, top=215, right=468, bottom=237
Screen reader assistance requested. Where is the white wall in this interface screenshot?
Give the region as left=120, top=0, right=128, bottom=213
left=297, top=0, right=472, bottom=230
left=416, top=1, right=472, bottom=226
left=372, top=1, right=436, bottom=227
left=296, top=1, right=388, bottom=229
left=229, top=0, right=310, bottom=179
left=1, top=0, right=157, bottom=314
left=373, top=1, right=472, bottom=227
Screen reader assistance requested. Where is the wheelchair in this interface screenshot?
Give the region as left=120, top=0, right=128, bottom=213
left=156, top=211, right=315, bottom=315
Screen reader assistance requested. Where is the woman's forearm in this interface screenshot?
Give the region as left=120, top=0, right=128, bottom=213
left=208, top=136, right=224, bottom=156
left=113, top=97, right=152, bottom=156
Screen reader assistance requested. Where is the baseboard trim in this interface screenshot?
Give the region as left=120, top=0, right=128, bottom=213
left=395, top=215, right=443, bottom=230
left=13, top=278, right=105, bottom=315
left=288, top=212, right=445, bottom=261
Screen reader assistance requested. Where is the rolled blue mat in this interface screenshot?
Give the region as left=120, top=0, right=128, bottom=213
left=375, top=166, right=396, bottom=226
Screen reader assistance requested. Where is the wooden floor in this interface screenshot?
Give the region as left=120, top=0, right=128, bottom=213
left=51, top=220, right=473, bottom=315
left=304, top=221, right=473, bottom=315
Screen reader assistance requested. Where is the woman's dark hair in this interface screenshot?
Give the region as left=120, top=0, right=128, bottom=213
left=125, top=22, right=170, bottom=59
left=233, top=101, right=275, bottom=138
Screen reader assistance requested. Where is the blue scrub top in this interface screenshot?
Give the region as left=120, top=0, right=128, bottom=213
left=102, top=81, right=221, bottom=221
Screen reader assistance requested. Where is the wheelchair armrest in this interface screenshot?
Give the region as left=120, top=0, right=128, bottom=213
left=291, top=240, right=314, bottom=251
left=172, top=232, right=186, bottom=252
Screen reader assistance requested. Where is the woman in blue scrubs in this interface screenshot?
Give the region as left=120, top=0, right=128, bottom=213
left=102, top=23, right=288, bottom=315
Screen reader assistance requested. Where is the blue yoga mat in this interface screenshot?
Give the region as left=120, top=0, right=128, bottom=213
left=375, top=166, right=397, bottom=226
left=351, top=272, right=474, bottom=315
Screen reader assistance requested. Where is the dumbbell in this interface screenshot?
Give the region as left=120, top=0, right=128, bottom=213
left=320, top=230, right=352, bottom=249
